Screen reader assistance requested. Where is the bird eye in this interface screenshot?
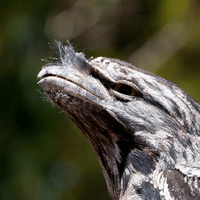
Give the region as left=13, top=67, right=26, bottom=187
left=113, top=83, right=136, bottom=96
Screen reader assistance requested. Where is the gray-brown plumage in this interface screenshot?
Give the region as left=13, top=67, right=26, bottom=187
left=37, top=41, right=200, bottom=200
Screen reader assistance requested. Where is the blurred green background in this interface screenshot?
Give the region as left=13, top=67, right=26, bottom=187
left=1, top=0, right=200, bottom=199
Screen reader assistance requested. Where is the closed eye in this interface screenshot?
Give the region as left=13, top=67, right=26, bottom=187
left=112, top=83, right=137, bottom=96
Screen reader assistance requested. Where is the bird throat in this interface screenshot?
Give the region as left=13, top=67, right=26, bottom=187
left=47, top=90, right=133, bottom=199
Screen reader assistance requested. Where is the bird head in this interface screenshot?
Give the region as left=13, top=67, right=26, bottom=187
left=37, top=41, right=200, bottom=199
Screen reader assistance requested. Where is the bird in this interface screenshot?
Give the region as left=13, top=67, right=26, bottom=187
left=37, top=41, right=200, bottom=200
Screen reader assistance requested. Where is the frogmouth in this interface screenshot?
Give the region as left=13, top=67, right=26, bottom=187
left=37, top=41, right=200, bottom=200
